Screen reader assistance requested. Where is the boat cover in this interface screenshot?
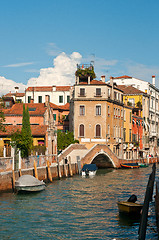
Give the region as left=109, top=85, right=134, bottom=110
left=15, top=175, right=45, bottom=187
left=82, top=164, right=97, bottom=171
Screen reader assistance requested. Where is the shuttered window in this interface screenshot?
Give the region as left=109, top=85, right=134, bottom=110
left=79, top=124, right=84, bottom=137
left=96, top=124, right=101, bottom=138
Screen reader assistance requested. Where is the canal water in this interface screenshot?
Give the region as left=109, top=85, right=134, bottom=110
left=0, top=166, right=158, bottom=239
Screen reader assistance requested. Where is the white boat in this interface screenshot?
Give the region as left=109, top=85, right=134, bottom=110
left=81, top=164, right=97, bottom=176
left=15, top=175, right=46, bottom=192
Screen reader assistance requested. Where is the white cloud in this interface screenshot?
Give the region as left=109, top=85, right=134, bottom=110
left=0, top=76, right=26, bottom=96
left=2, top=62, right=34, bottom=68
left=27, top=52, right=82, bottom=86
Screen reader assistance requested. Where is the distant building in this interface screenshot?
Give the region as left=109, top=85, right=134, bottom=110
left=25, top=86, right=71, bottom=105
left=108, top=75, right=159, bottom=156
left=70, top=74, right=124, bottom=158
left=4, top=86, right=25, bottom=103
left=117, top=85, right=149, bottom=158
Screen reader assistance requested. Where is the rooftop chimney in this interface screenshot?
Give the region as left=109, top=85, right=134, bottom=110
left=101, top=75, right=105, bottom=83
left=88, top=76, right=90, bottom=84
left=152, top=75, right=155, bottom=86
left=15, top=86, right=19, bottom=93
left=76, top=76, right=79, bottom=85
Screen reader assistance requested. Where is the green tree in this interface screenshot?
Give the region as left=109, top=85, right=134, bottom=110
left=0, top=100, right=6, bottom=132
left=57, top=130, right=79, bottom=152
left=11, top=105, right=33, bottom=158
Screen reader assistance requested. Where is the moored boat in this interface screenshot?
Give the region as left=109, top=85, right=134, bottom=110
left=138, top=163, right=148, bottom=168
left=120, top=163, right=139, bottom=169
left=15, top=175, right=46, bottom=193
left=81, top=164, right=97, bottom=176
left=117, top=201, right=143, bottom=214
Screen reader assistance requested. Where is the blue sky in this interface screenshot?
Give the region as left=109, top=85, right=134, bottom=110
left=0, top=0, right=159, bottom=94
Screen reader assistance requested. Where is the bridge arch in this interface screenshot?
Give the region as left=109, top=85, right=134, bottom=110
left=90, top=150, right=116, bottom=168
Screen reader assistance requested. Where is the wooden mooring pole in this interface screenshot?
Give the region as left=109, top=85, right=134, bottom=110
left=138, top=163, right=156, bottom=240
left=34, top=160, right=38, bottom=179
left=47, top=160, right=52, bottom=182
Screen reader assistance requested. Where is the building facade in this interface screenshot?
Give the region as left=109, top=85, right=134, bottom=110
left=25, top=86, right=70, bottom=106
left=108, top=75, right=159, bottom=156
left=70, top=76, right=124, bottom=158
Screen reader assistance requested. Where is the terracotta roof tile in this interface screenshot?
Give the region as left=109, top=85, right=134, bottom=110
left=60, top=103, right=70, bottom=110
left=56, top=86, right=70, bottom=91
left=3, top=103, right=46, bottom=116
left=0, top=125, right=47, bottom=136
left=113, top=75, right=132, bottom=79
left=117, top=85, right=145, bottom=94
left=49, top=102, right=63, bottom=110
left=4, top=92, right=25, bottom=97
left=26, top=86, right=70, bottom=92
left=79, top=80, right=106, bottom=85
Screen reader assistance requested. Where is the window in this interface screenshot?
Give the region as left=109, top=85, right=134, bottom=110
left=121, top=127, right=123, bottom=139
left=53, top=114, right=56, bottom=121
left=108, top=88, right=111, bottom=98
left=129, top=129, right=132, bottom=142
left=38, top=96, right=42, bottom=103
left=116, top=126, right=118, bottom=137
left=29, top=108, right=36, bottom=111
left=128, top=98, right=135, bottom=106
left=96, top=88, right=101, bottom=96
left=114, top=108, right=115, bottom=118
left=28, top=96, right=31, bottom=103
left=67, top=96, right=70, bottom=103
left=121, top=109, right=123, bottom=118
left=107, top=125, right=110, bottom=137
left=80, top=105, right=85, bottom=116
left=96, top=105, right=101, bottom=116
left=59, top=95, right=63, bottom=103
left=114, top=91, right=117, bottom=100
left=96, top=124, right=101, bottom=137
left=79, top=124, right=84, bottom=137
left=5, top=101, right=10, bottom=107
left=130, top=112, right=132, bottom=123
left=113, top=126, right=115, bottom=138
left=124, top=110, right=126, bottom=121
left=80, top=88, right=85, bottom=96
left=123, top=128, right=126, bottom=142
left=108, top=106, right=110, bottom=116
left=118, top=109, right=120, bottom=118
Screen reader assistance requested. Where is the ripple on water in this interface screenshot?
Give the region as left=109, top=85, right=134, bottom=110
left=0, top=166, right=158, bottom=239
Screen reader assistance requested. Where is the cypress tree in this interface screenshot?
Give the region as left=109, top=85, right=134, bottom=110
left=21, top=105, right=33, bottom=157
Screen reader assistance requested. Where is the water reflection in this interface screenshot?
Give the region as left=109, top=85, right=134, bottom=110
left=0, top=166, right=158, bottom=239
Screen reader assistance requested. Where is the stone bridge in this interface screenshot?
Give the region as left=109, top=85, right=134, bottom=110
left=58, top=144, right=158, bottom=169
left=80, top=144, right=121, bottom=168
left=58, top=143, right=121, bottom=168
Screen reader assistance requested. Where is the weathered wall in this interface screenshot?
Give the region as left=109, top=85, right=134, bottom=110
left=0, top=163, right=79, bottom=193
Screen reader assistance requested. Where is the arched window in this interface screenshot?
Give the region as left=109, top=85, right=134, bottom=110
left=96, top=124, right=101, bottom=138
left=79, top=124, right=84, bottom=137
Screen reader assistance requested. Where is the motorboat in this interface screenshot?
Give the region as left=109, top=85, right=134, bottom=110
left=117, top=201, right=143, bottom=215
left=120, top=163, right=140, bottom=169
left=117, top=194, right=143, bottom=215
left=81, top=164, right=97, bottom=176
left=138, top=163, right=148, bottom=168
left=15, top=175, right=46, bottom=193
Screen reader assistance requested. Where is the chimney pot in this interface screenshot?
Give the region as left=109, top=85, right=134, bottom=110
left=101, top=75, right=105, bottom=82
left=88, top=76, right=90, bottom=84
left=152, top=75, right=155, bottom=86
